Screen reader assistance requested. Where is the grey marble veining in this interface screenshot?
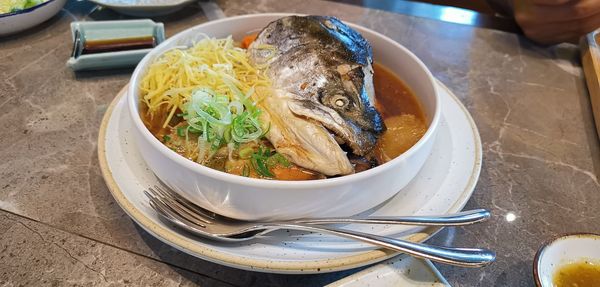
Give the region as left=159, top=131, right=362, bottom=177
left=0, top=0, right=599, bottom=286
left=0, top=210, right=232, bottom=286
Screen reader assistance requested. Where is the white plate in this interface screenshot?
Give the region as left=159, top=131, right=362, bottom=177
left=98, top=80, right=482, bottom=274
left=327, top=255, right=449, bottom=287
left=88, top=0, right=196, bottom=17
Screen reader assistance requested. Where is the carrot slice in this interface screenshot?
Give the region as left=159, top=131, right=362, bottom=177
left=241, top=33, right=258, bottom=49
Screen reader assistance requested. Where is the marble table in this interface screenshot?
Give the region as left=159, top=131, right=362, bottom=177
left=1, top=0, right=599, bottom=286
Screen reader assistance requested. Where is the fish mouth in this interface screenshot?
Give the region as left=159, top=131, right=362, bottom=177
left=324, top=122, right=373, bottom=155
left=322, top=118, right=378, bottom=156
left=287, top=100, right=378, bottom=156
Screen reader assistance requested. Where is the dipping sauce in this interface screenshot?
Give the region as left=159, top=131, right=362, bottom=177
left=83, top=36, right=156, bottom=55
left=553, top=260, right=600, bottom=287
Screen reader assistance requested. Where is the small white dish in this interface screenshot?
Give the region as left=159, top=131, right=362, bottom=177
left=0, top=0, right=66, bottom=36
left=128, top=13, right=441, bottom=221
left=88, top=0, right=196, bottom=17
left=98, top=80, right=481, bottom=273
left=534, top=233, right=600, bottom=287
left=67, top=20, right=165, bottom=71
left=326, top=255, right=449, bottom=287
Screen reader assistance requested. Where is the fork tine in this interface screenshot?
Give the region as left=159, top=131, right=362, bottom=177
left=149, top=187, right=211, bottom=224
left=148, top=199, right=181, bottom=225
left=153, top=185, right=216, bottom=220
left=149, top=197, right=207, bottom=229
left=147, top=187, right=213, bottom=225
left=153, top=185, right=216, bottom=219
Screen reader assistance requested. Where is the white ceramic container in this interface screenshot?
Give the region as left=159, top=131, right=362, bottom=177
left=0, top=0, right=66, bottom=36
left=127, top=13, right=440, bottom=220
left=534, top=233, right=600, bottom=287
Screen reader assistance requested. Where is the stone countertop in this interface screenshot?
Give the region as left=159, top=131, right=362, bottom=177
left=1, top=0, right=599, bottom=286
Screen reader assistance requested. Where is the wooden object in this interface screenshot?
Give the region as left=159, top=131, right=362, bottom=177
left=581, top=30, right=600, bottom=139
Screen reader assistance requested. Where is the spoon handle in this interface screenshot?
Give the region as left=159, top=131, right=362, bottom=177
left=292, top=209, right=491, bottom=226
left=269, top=223, right=495, bottom=267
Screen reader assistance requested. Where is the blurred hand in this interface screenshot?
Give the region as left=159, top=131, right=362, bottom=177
left=513, top=0, right=600, bottom=44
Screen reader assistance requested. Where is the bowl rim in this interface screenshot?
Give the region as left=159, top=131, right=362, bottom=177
left=0, top=0, right=58, bottom=18
left=128, top=13, right=441, bottom=188
left=533, top=232, right=600, bottom=287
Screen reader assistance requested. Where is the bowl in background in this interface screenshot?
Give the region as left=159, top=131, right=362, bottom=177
left=0, top=0, right=66, bottom=36
left=128, top=13, right=440, bottom=220
left=534, top=233, right=600, bottom=286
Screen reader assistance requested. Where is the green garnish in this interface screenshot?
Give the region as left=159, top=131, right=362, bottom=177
left=177, top=126, right=187, bottom=137
left=163, top=135, right=171, bottom=142
left=3, top=0, right=44, bottom=14
left=267, top=153, right=291, bottom=167
left=238, top=146, right=254, bottom=159
left=248, top=146, right=290, bottom=178
left=183, top=87, right=264, bottom=156
left=24, top=0, right=40, bottom=8
left=251, top=146, right=274, bottom=178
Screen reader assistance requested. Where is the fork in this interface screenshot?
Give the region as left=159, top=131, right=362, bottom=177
left=145, top=185, right=496, bottom=267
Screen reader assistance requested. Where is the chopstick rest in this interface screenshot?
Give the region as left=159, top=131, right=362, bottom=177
left=67, top=19, right=165, bottom=71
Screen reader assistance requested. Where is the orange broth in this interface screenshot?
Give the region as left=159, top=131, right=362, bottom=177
left=140, top=62, right=427, bottom=180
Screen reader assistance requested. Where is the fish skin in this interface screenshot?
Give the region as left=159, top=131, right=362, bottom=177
left=259, top=89, right=354, bottom=175
left=249, top=15, right=385, bottom=175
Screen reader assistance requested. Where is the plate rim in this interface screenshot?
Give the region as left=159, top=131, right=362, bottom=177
left=97, top=80, right=482, bottom=273
left=325, top=256, right=449, bottom=287
left=88, top=0, right=194, bottom=9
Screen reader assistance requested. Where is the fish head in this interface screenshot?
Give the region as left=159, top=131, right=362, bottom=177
left=287, top=62, right=385, bottom=156
left=323, top=62, right=384, bottom=130
left=250, top=15, right=386, bottom=157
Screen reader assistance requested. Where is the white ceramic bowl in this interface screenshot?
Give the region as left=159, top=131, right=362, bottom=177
left=128, top=13, right=440, bottom=220
left=88, top=0, right=196, bottom=17
left=534, top=233, right=600, bottom=287
left=0, top=0, right=66, bottom=36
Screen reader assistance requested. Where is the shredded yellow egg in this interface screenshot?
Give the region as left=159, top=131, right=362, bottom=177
left=140, top=36, right=272, bottom=128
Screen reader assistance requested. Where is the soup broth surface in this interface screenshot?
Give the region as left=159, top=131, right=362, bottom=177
left=141, top=62, right=427, bottom=180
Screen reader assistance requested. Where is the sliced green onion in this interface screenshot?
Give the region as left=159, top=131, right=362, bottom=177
left=163, top=135, right=171, bottom=142
left=188, top=126, right=201, bottom=134
left=177, top=126, right=187, bottom=137
left=251, top=152, right=274, bottom=178
left=268, top=153, right=290, bottom=168
left=239, top=146, right=254, bottom=159
left=182, top=87, right=264, bottom=153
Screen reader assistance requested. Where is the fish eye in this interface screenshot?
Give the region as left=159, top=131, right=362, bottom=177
left=333, top=95, right=348, bottom=108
